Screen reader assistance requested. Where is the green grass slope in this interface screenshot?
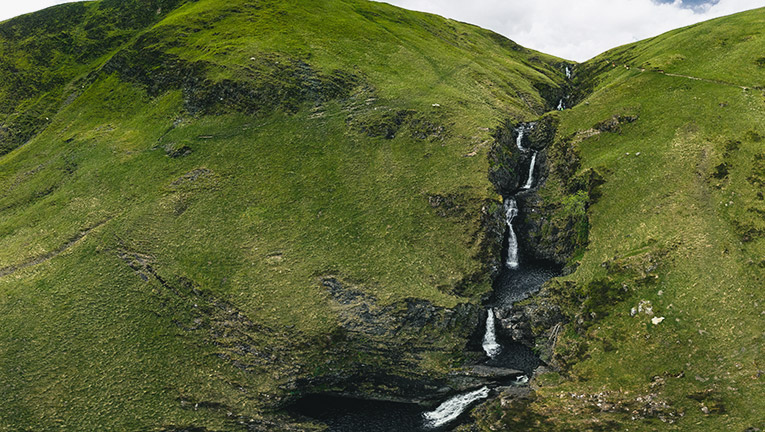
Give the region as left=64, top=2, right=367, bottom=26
left=477, top=8, right=764, bottom=432
left=0, top=0, right=566, bottom=430
left=0, top=0, right=187, bottom=156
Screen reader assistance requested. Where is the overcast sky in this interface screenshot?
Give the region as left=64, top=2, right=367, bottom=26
left=1, top=0, right=762, bottom=61
left=379, top=0, right=763, bottom=60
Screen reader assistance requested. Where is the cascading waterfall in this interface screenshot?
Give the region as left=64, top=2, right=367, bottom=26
left=515, top=124, right=527, bottom=151
left=482, top=308, right=501, bottom=358
left=522, top=152, right=537, bottom=190
left=565, top=66, right=571, bottom=79
left=423, top=119, right=547, bottom=429
left=422, top=386, right=491, bottom=429
left=504, top=198, right=519, bottom=269
left=557, top=99, right=565, bottom=110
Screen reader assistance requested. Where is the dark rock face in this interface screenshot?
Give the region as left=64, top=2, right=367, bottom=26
left=488, top=121, right=533, bottom=196
left=514, top=135, right=605, bottom=268
left=494, top=290, right=566, bottom=365
left=292, top=278, right=485, bottom=404
left=525, top=115, right=559, bottom=151
left=515, top=186, right=584, bottom=267
left=478, top=200, right=509, bottom=284
left=488, top=114, right=588, bottom=268
left=323, top=278, right=482, bottom=337
left=532, top=82, right=567, bottom=114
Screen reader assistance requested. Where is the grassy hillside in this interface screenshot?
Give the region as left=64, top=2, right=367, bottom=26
left=3, top=1, right=762, bottom=431
left=0, top=0, right=565, bottom=430
left=0, top=0, right=188, bottom=156
left=477, top=8, right=765, bottom=432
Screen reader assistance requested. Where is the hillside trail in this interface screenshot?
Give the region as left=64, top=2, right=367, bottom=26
left=615, top=62, right=753, bottom=90
left=0, top=219, right=110, bottom=278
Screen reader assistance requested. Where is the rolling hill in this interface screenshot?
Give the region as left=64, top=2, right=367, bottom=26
left=0, top=0, right=762, bottom=431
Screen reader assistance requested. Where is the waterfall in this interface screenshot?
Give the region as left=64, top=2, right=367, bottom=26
left=557, top=99, right=564, bottom=110
left=482, top=308, right=501, bottom=358
left=504, top=199, right=519, bottom=269
left=423, top=387, right=491, bottom=429
left=522, top=152, right=537, bottom=190
left=515, top=124, right=526, bottom=151
left=565, top=66, right=571, bottom=79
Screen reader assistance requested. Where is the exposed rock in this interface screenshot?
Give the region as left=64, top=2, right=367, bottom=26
left=171, top=168, right=212, bottom=186
left=164, top=142, right=193, bottom=158
left=453, top=365, right=524, bottom=379
left=323, top=277, right=482, bottom=336
left=496, top=386, right=533, bottom=402
left=428, top=193, right=468, bottom=218
left=352, top=108, right=447, bottom=141
left=101, top=34, right=361, bottom=117
left=291, top=277, right=485, bottom=404
left=493, top=286, right=567, bottom=366
left=525, top=114, right=559, bottom=151
left=488, top=120, right=534, bottom=195
left=594, top=114, right=638, bottom=134
left=477, top=199, right=509, bottom=283
left=515, top=137, right=604, bottom=267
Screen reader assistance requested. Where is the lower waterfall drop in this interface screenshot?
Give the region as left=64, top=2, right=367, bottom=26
left=422, top=387, right=491, bottom=429
left=504, top=198, right=519, bottom=269
left=482, top=308, right=501, bottom=358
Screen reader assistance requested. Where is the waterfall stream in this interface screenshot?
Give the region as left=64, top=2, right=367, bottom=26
left=504, top=199, right=519, bottom=269
left=481, top=308, right=501, bottom=358
left=293, top=106, right=566, bottom=430
left=422, top=387, right=490, bottom=429
left=420, top=118, right=556, bottom=429
left=522, top=152, right=537, bottom=190
left=515, top=124, right=526, bottom=151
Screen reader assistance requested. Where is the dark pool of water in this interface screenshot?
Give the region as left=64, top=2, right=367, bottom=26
left=491, top=260, right=559, bottom=308
left=484, top=340, right=541, bottom=375
left=289, top=395, right=466, bottom=432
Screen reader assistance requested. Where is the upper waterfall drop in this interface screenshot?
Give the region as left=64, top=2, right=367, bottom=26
left=565, top=66, right=571, bottom=79
left=522, top=152, right=537, bottom=190
left=504, top=198, right=519, bottom=269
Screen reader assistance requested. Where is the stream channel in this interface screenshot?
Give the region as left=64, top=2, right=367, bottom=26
left=291, top=71, right=572, bottom=429
left=291, top=123, right=561, bottom=430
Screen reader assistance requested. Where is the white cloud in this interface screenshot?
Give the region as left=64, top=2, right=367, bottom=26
left=0, top=1, right=82, bottom=23
left=376, top=0, right=763, bottom=61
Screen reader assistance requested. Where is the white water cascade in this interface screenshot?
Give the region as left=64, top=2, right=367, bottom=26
left=565, top=66, right=571, bottom=79
left=515, top=124, right=527, bottom=151
left=482, top=308, right=501, bottom=358
left=557, top=99, right=564, bottom=110
left=423, top=386, right=491, bottom=429
left=504, top=198, right=519, bottom=269
left=522, top=152, right=537, bottom=190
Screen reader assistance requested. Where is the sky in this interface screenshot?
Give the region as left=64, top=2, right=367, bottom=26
left=379, top=0, right=763, bottom=60
left=0, top=1, right=82, bottom=23
left=0, top=0, right=762, bottom=61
